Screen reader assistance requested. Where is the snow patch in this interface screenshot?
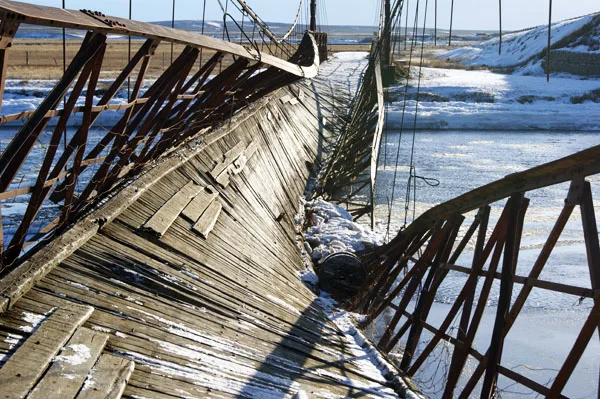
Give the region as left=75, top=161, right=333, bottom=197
left=55, top=344, right=91, bottom=366
left=304, top=198, right=383, bottom=263
left=91, top=326, right=112, bottom=333
left=387, top=67, right=600, bottom=131
left=19, top=311, right=48, bottom=333
left=315, top=293, right=423, bottom=399
left=439, top=14, right=597, bottom=68
left=267, top=295, right=301, bottom=316
left=4, top=333, right=23, bottom=349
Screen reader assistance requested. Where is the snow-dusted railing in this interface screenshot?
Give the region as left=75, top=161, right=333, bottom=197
left=350, top=145, right=600, bottom=398
left=0, top=1, right=319, bottom=271
left=318, top=1, right=388, bottom=227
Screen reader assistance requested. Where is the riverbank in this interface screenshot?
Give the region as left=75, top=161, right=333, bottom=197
left=386, top=66, right=600, bottom=131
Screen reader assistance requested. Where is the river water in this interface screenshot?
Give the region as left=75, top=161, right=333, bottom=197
left=370, top=130, right=600, bottom=398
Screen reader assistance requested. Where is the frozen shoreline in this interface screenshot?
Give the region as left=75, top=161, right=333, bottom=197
left=387, top=67, right=600, bottom=131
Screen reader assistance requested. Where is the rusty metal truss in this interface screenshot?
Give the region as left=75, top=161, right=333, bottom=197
left=350, top=145, right=600, bottom=398
left=0, top=1, right=320, bottom=271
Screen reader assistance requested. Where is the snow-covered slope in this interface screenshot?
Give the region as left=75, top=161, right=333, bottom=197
left=439, top=13, right=600, bottom=68
left=387, top=67, right=600, bottom=131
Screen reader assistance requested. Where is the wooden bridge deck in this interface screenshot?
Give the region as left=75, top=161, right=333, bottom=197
left=0, top=62, right=408, bottom=398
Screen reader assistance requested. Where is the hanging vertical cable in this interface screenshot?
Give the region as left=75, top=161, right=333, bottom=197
left=547, top=0, right=553, bottom=82
left=449, top=0, right=455, bottom=46
left=404, top=0, right=410, bottom=49
left=62, top=0, right=66, bottom=149
left=310, top=0, right=316, bottom=31
left=171, top=0, right=176, bottom=64
left=406, top=0, right=430, bottom=226
left=498, top=0, right=502, bottom=55
left=200, top=0, right=206, bottom=66
left=128, top=0, right=132, bottom=101
left=434, top=0, right=437, bottom=46
left=386, top=0, right=422, bottom=239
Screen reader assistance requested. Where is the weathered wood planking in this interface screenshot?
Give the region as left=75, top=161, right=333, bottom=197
left=210, top=141, right=246, bottom=180
left=76, top=354, right=134, bottom=399
left=0, top=81, right=399, bottom=398
left=0, top=304, right=94, bottom=399
left=192, top=200, right=223, bottom=238
left=141, top=180, right=203, bottom=237
left=28, top=327, right=109, bottom=399
left=181, top=185, right=219, bottom=221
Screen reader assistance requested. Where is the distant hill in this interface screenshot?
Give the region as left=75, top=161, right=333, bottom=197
left=14, top=20, right=379, bottom=42
left=440, top=13, right=600, bottom=69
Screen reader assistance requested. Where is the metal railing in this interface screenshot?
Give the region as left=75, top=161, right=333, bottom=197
left=318, top=0, right=387, bottom=227
left=350, top=145, right=600, bottom=398
left=0, top=1, right=320, bottom=271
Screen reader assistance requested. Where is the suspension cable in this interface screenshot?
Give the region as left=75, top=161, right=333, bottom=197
left=385, top=0, right=421, bottom=240
left=498, top=0, right=502, bottom=55
left=405, top=0, right=430, bottom=227
left=449, top=0, right=455, bottom=46
left=434, top=0, right=437, bottom=46
left=128, top=0, right=132, bottom=101
left=547, top=0, right=553, bottom=82
left=62, top=0, right=66, bottom=150
left=171, top=0, right=176, bottom=64
left=404, top=0, right=410, bottom=49
left=200, top=0, right=207, bottom=66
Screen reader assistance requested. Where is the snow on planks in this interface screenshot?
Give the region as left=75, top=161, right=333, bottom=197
left=76, top=354, right=135, bottom=399
left=0, top=304, right=133, bottom=399
left=27, top=327, right=108, bottom=399
left=0, top=81, right=400, bottom=398
left=0, top=304, right=93, bottom=399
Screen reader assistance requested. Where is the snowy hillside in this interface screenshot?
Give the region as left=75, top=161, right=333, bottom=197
left=439, top=13, right=600, bottom=69
left=386, top=67, right=600, bottom=131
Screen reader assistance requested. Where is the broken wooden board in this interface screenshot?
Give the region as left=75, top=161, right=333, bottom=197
left=0, top=304, right=94, bottom=399
left=211, top=141, right=259, bottom=188
left=0, top=82, right=403, bottom=399
left=76, top=354, right=134, bottom=399
left=210, top=141, right=245, bottom=179
left=181, top=185, right=219, bottom=222
left=192, top=200, right=222, bottom=239
left=140, top=181, right=203, bottom=237
left=27, top=327, right=109, bottom=399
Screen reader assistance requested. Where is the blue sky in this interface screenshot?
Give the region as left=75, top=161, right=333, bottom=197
left=13, top=0, right=600, bottom=30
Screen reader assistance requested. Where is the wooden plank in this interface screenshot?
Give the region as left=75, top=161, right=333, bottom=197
left=76, top=354, right=134, bottom=399
left=214, top=141, right=260, bottom=188
left=27, top=327, right=109, bottom=399
left=0, top=303, right=94, bottom=399
left=181, top=185, right=219, bottom=221
left=210, top=141, right=245, bottom=180
left=141, top=181, right=203, bottom=237
left=192, top=200, right=222, bottom=239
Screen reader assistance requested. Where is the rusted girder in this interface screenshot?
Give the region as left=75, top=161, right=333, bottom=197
left=0, top=1, right=320, bottom=270
left=0, top=0, right=319, bottom=79
left=350, top=147, right=600, bottom=398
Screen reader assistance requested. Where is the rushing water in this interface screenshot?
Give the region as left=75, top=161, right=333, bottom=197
left=371, top=130, right=600, bottom=398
